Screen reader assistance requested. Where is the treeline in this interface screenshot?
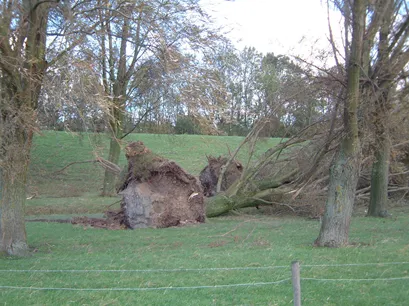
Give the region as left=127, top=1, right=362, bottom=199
left=37, top=47, right=327, bottom=137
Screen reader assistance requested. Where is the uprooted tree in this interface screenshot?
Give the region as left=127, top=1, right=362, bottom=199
left=114, top=141, right=205, bottom=228
left=203, top=132, right=328, bottom=217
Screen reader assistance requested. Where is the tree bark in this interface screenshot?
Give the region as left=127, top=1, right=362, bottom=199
left=102, top=137, right=122, bottom=196
left=205, top=165, right=294, bottom=218
left=101, top=94, right=125, bottom=196
left=0, top=0, right=51, bottom=255
left=367, top=1, right=395, bottom=218
left=0, top=126, right=32, bottom=256
left=100, top=11, right=129, bottom=196
left=0, top=168, right=2, bottom=249
left=315, top=144, right=360, bottom=247
left=205, top=187, right=289, bottom=217
left=368, top=129, right=391, bottom=217
left=315, top=0, right=364, bottom=247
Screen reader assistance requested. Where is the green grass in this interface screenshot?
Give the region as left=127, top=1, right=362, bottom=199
left=29, top=131, right=282, bottom=198
left=24, top=196, right=116, bottom=216
left=3, top=131, right=407, bottom=304
left=1, top=214, right=409, bottom=305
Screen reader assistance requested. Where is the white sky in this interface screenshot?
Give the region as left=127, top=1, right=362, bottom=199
left=201, top=0, right=343, bottom=60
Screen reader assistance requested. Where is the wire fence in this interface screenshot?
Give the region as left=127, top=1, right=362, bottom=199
left=0, top=279, right=291, bottom=291
left=1, top=261, right=408, bottom=273
left=0, top=261, right=408, bottom=291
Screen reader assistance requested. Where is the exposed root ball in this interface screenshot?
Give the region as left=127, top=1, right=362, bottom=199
left=199, top=155, right=243, bottom=197
left=116, top=141, right=205, bottom=229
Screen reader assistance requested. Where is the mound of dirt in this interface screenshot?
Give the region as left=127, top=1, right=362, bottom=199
left=199, top=155, right=243, bottom=197
left=116, top=141, right=205, bottom=229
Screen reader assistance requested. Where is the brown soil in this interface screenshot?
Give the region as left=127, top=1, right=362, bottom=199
left=71, top=216, right=125, bottom=230
left=26, top=215, right=125, bottom=230
left=116, top=141, right=206, bottom=229
left=199, top=155, right=243, bottom=197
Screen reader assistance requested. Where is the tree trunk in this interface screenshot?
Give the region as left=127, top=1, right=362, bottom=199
left=315, top=143, right=360, bottom=247
left=0, top=167, right=2, bottom=248
left=315, top=0, right=364, bottom=247
left=101, top=91, right=125, bottom=196
left=102, top=137, right=121, bottom=196
left=367, top=121, right=391, bottom=217
left=0, top=128, right=32, bottom=256
left=367, top=1, right=394, bottom=218
left=203, top=135, right=301, bottom=217
left=205, top=162, right=293, bottom=217
left=0, top=0, right=50, bottom=256
left=205, top=187, right=287, bottom=217
left=100, top=15, right=129, bottom=196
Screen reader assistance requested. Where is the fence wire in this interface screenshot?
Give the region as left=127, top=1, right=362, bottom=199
left=0, top=279, right=291, bottom=291
left=1, top=261, right=408, bottom=291
left=1, top=261, right=408, bottom=273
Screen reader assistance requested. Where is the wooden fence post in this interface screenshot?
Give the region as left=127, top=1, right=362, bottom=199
left=292, top=261, right=301, bottom=306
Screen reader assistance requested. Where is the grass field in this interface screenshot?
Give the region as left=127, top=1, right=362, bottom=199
left=29, top=131, right=281, bottom=199
left=1, top=215, right=409, bottom=305
left=1, top=131, right=408, bottom=305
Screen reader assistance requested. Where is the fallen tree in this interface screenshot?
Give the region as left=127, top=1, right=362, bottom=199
left=204, top=134, right=308, bottom=217
left=115, top=141, right=205, bottom=228
left=203, top=122, right=409, bottom=218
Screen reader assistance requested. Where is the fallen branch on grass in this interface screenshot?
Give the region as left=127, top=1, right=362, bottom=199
left=207, top=220, right=254, bottom=238
left=52, top=157, right=121, bottom=176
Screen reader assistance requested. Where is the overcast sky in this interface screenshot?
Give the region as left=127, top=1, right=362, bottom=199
left=201, top=0, right=343, bottom=60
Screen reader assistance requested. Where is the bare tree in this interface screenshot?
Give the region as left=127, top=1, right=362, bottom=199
left=0, top=0, right=100, bottom=256
left=94, top=0, right=221, bottom=196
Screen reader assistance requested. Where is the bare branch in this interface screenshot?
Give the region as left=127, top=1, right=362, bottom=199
left=52, top=158, right=121, bottom=176
left=120, top=106, right=155, bottom=139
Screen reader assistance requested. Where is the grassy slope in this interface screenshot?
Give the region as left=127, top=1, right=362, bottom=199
left=1, top=215, right=408, bottom=305
left=29, top=131, right=281, bottom=198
